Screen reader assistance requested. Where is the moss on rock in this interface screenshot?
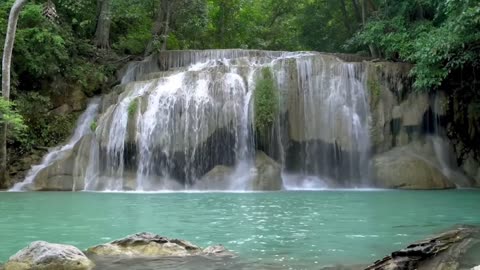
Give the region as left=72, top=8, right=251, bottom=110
left=254, top=68, right=279, bottom=138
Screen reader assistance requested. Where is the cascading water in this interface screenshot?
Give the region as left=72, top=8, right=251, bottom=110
left=12, top=50, right=374, bottom=191
left=272, top=56, right=370, bottom=188
left=11, top=98, right=100, bottom=191
left=426, top=93, right=472, bottom=187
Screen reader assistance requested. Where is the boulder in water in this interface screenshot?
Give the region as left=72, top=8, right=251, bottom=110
left=86, top=232, right=233, bottom=258
left=371, top=140, right=456, bottom=189
left=202, top=245, right=235, bottom=257
left=251, top=151, right=283, bottom=190
left=193, top=151, right=282, bottom=191
left=4, top=241, right=94, bottom=270
left=366, top=225, right=480, bottom=270
left=194, top=165, right=234, bottom=190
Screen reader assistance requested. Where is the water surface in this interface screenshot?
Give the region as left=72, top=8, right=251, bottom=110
left=1, top=190, right=479, bottom=269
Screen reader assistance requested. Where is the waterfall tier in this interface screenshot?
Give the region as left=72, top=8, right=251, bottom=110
left=19, top=49, right=465, bottom=191
left=83, top=50, right=370, bottom=191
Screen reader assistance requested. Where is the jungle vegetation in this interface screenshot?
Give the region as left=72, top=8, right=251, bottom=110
left=1, top=0, right=479, bottom=186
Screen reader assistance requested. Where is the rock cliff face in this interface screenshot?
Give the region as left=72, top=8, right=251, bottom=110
left=12, top=49, right=476, bottom=191
left=365, top=61, right=474, bottom=189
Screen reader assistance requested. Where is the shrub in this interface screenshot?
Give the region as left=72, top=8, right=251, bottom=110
left=254, top=68, right=279, bottom=136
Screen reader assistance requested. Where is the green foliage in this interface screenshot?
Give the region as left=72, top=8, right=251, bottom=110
left=204, top=0, right=304, bottom=50
left=367, top=68, right=382, bottom=108
left=90, top=120, right=97, bottom=132
left=13, top=3, right=69, bottom=79
left=110, top=0, right=154, bottom=54
left=128, top=99, right=138, bottom=118
left=14, top=93, right=78, bottom=150
left=298, top=0, right=354, bottom=52
left=0, top=99, right=27, bottom=139
left=254, top=68, right=279, bottom=135
left=348, top=0, right=480, bottom=90
left=66, top=60, right=111, bottom=96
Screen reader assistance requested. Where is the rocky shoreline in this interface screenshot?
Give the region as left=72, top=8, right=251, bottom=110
left=1, top=233, right=233, bottom=270
left=2, top=226, right=480, bottom=270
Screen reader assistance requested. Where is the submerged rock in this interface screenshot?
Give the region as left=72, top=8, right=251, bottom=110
left=86, top=232, right=234, bottom=258
left=5, top=241, right=94, bottom=270
left=202, top=245, right=235, bottom=257
left=366, top=225, right=480, bottom=270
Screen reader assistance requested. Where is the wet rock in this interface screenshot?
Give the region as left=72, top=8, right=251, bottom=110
left=24, top=135, right=94, bottom=191
left=371, top=138, right=456, bottom=189
left=86, top=232, right=233, bottom=258
left=193, top=151, right=282, bottom=190
left=320, top=265, right=365, bottom=270
left=202, top=245, right=235, bottom=257
left=87, top=233, right=201, bottom=257
left=462, top=153, right=480, bottom=187
left=366, top=225, right=480, bottom=270
left=5, top=241, right=94, bottom=270
left=51, top=104, right=73, bottom=116
left=69, top=89, right=88, bottom=112
left=252, top=151, right=283, bottom=190
left=194, top=165, right=233, bottom=190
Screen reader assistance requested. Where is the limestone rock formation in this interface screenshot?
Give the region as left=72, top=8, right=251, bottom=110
left=202, top=245, right=235, bottom=257
left=366, top=225, right=480, bottom=270
left=13, top=50, right=471, bottom=191
left=252, top=151, right=283, bottom=190
left=462, top=153, right=480, bottom=187
left=4, top=241, right=94, bottom=270
left=371, top=139, right=455, bottom=189
left=86, top=232, right=233, bottom=258
left=194, top=165, right=233, bottom=190
left=23, top=135, right=94, bottom=191
left=194, top=151, right=282, bottom=190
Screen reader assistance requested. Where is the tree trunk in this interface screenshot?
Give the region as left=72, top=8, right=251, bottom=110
left=160, top=2, right=171, bottom=51
left=339, top=0, right=352, bottom=33
left=1, top=0, right=29, bottom=188
left=362, top=0, right=367, bottom=25
left=94, top=0, right=112, bottom=49
left=351, top=0, right=362, bottom=23
left=145, top=0, right=173, bottom=54
left=361, top=0, right=379, bottom=57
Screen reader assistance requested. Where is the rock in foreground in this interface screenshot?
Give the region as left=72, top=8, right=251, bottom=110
left=5, top=241, right=94, bottom=270
left=366, top=225, right=480, bottom=270
left=86, top=232, right=234, bottom=258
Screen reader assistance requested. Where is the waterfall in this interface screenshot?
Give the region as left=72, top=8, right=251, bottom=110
left=275, top=56, right=370, bottom=188
left=427, top=93, right=472, bottom=187
left=10, top=98, right=100, bottom=191
left=14, top=50, right=374, bottom=191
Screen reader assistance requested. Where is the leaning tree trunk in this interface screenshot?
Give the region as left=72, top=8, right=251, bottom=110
left=351, top=0, right=362, bottom=23
left=361, top=0, right=379, bottom=58
left=160, top=2, right=171, bottom=51
left=145, top=0, right=173, bottom=55
left=94, top=0, right=112, bottom=49
left=339, top=0, right=352, bottom=33
left=1, top=0, right=29, bottom=188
